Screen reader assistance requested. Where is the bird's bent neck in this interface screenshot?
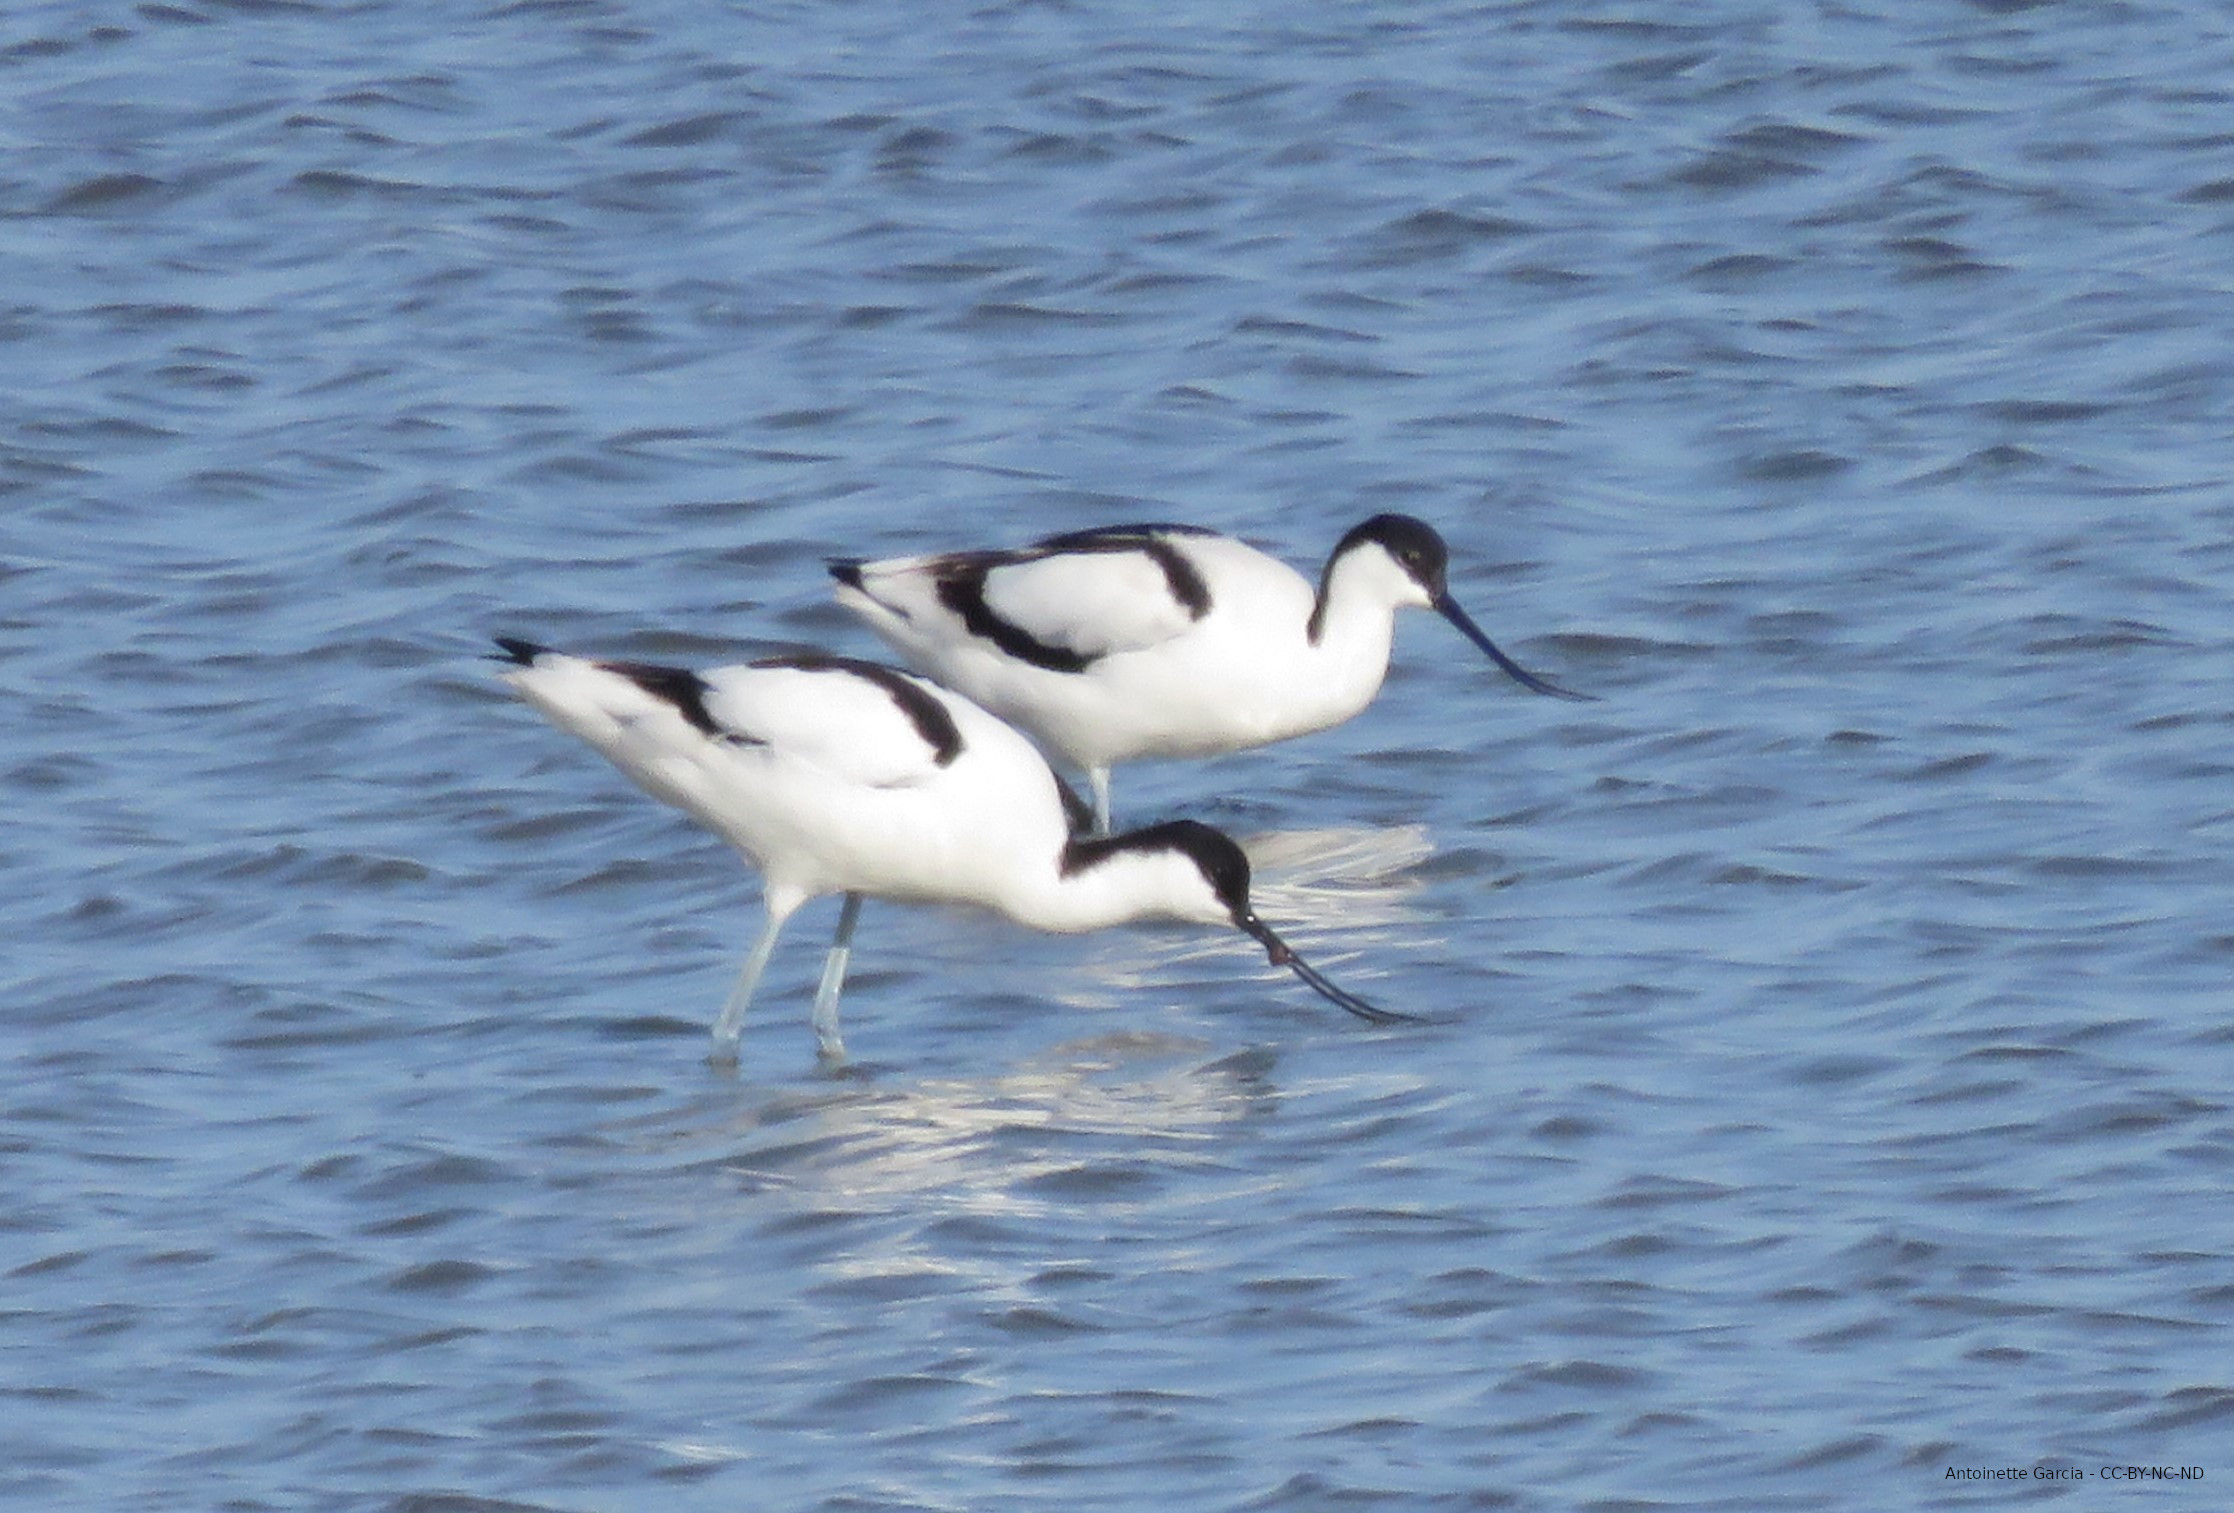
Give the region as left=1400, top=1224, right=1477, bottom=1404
left=1290, top=549, right=1409, bottom=723
left=1306, top=545, right=1411, bottom=652
left=1002, top=836, right=1216, bottom=934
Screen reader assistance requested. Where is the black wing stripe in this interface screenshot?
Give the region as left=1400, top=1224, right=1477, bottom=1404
left=750, top=652, right=965, bottom=766
left=1032, top=526, right=1213, bottom=620
left=606, top=660, right=724, bottom=737
left=931, top=529, right=1215, bottom=674
left=1035, top=521, right=1219, bottom=547
left=934, top=557, right=1095, bottom=674
left=1141, top=538, right=1212, bottom=619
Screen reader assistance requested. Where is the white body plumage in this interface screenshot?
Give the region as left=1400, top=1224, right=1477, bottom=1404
left=494, top=639, right=1402, bottom=1062
left=830, top=515, right=1585, bottom=831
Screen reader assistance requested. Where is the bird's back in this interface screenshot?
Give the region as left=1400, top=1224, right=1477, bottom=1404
left=831, top=526, right=1372, bottom=765
left=502, top=644, right=1081, bottom=912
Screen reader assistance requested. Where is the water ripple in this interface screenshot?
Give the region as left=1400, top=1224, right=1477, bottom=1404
left=5, top=0, right=2234, bottom=1507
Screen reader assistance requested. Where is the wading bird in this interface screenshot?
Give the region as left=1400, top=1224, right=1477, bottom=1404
left=830, top=513, right=1589, bottom=833
left=494, top=638, right=1408, bottom=1063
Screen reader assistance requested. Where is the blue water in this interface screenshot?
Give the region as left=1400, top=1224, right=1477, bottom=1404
left=6, top=1, right=2233, bottom=1507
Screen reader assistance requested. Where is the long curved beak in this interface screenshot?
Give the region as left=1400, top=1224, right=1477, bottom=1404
left=1437, top=594, right=1595, bottom=701
left=1238, top=913, right=1418, bottom=1026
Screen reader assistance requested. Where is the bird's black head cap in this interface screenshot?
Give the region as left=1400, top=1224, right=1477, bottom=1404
left=1155, top=818, right=1253, bottom=921
left=1063, top=817, right=1252, bottom=921
left=1333, top=513, right=1451, bottom=598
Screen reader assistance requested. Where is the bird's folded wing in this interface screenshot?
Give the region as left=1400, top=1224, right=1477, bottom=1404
left=697, top=658, right=963, bottom=789
left=975, top=545, right=1201, bottom=661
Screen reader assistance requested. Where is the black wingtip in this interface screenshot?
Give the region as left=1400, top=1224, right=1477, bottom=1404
left=827, top=559, right=865, bottom=590
left=492, top=636, right=548, bottom=666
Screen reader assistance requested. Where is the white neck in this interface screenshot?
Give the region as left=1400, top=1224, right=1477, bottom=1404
left=1313, top=542, right=1432, bottom=637
left=1284, top=546, right=1426, bottom=719
left=1002, top=842, right=1224, bottom=935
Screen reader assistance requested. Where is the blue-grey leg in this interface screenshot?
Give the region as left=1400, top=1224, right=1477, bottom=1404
left=810, top=891, right=864, bottom=1060
left=708, top=907, right=788, bottom=1064
left=1088, top=767, right=1113, bottom=838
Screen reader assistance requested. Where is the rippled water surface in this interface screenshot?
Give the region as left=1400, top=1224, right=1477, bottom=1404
left=7, top=1, right=2234, bottom=1508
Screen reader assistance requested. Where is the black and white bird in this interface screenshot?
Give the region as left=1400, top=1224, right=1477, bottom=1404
left=492, top=638, right=1405, bottom=1063
left=830, top=514, right=1589, bottom=834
